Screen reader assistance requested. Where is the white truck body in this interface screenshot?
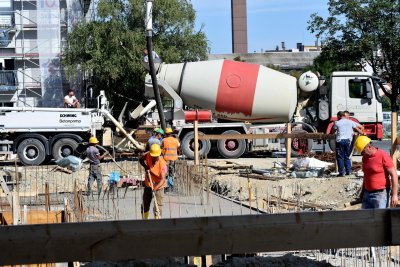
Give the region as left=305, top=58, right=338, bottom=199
left=0, top=92, right=144, bottom=165
left=0, top=107, right=104, bottom=133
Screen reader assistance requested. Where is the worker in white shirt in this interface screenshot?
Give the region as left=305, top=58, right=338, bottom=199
left=64, top=89, right=81, bottom=108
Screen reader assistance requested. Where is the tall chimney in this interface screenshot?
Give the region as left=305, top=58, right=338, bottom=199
left=231, top=0, right=248, bottom=53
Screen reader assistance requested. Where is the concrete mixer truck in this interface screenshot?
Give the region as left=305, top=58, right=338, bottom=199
left=135, top=59, right=383, bottom=159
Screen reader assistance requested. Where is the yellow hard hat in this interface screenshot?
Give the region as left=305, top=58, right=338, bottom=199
left=165, top=128, right=173, bottom=134
left=149, top=144, right=162, bottom=157
left=354, top=136, right=371, bottom=154
left=89, top=136, right=99, bottom=144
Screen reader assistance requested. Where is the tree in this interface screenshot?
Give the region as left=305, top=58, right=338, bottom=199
left=64, top=0, right=208, bottom=111
left=308, top=0, right=400, bottom=159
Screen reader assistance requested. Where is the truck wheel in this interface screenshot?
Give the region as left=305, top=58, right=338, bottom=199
left=181, top=131, right=211, bottom=159
left=52, top=138, right=79, bottom=161
left=17, top=138, right=46, bottom=166
left=291, top=130, right=314, bottom=156
left=217, top=130, right=246, bottom=159
left=328, top=139, right=336, bottom=152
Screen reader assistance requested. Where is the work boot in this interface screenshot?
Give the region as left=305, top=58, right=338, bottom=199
left=142, top=212, right=149, bottom=220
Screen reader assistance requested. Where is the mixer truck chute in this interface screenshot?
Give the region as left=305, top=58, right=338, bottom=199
left=139, top=59, right=383, bottom=159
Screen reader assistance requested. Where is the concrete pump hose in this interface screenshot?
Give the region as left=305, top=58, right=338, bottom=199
left=100, top=109, right=145, bottom=151
left=97, top=144, right=128, bottom=175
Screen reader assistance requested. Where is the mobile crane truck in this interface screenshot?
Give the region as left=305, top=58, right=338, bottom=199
left=135, top=59, right=383, bottom=159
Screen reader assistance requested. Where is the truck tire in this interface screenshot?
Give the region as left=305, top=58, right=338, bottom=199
left=52, top=138, right=79, bottom=161
left=328, top=139, right=336, bottom=152
left=181, top=131, right=211, bottom=159
left=17, top=138, right=46, bottom=166
left=217, top=130, right=246, bottom=159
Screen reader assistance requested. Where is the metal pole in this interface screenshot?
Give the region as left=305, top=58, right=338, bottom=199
left=145, top=0, right=166, bottom=130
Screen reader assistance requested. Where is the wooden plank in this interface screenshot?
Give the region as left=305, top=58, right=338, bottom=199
left=0, top=175, right=12, bottom=205
left=392, top=112, right=398, bottom=167
left=12, top=191, right=20, bottom=225
left=391, top=209, right=400, bottom=244
left=198, top=133, right=335, bottom=140
left=0, top=209, right=398, bottom=265
left=194, top=120, right=199, bottom=165
left=285, top=123, right=291, bottom=169
left=0, top=210, right=62, bottom=225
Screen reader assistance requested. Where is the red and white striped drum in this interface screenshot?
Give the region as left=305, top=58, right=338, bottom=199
left=157, top=59, right=297, bottom=123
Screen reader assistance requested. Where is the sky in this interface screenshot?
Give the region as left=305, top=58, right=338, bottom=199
left=190, top=0, right=330, bottom=54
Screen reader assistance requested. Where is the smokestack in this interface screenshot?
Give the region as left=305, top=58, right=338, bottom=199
left=231, top=0, right=248, bottom=53
left=297, top=42, right=304, bottom=52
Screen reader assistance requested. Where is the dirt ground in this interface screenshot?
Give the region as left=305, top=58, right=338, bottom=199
left=207, top=154, right=364, bottom=212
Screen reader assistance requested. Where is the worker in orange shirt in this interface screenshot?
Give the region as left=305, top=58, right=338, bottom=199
left=139, top=144, right=167, bottom=219
left=162, top=128, right=180, bottom=188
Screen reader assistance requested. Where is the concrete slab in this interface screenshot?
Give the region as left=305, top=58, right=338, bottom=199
left=83, top=187, right=258, bottom=221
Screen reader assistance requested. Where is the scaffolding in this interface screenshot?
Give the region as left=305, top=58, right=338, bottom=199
left=0, top=0, right=94, bottom=107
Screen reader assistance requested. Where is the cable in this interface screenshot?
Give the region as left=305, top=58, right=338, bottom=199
left=108, top=90, right=141, bottom=103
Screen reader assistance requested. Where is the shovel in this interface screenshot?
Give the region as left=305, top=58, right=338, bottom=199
left=147, top=170, right=161, bottom=219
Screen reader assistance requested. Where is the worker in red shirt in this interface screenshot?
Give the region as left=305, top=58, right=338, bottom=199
left=139, top=144, right=167, bottom=219
left=162, top=128, right=180, bottom=186
left=354, top=136, right=399, bottom=208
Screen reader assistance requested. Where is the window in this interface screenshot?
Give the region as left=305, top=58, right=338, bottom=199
left=348, top=79, right=370, bottom=99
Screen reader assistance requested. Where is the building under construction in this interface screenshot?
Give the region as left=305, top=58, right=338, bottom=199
left=0, top=0, right=93, bottom=107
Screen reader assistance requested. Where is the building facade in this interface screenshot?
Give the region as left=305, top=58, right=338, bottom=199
left=0, top=0, right=89, bottom=107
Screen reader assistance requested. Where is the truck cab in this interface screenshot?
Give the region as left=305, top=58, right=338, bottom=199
left=329, top=72, right=383, bottom=139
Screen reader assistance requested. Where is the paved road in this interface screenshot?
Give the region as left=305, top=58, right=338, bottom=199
left=310, top=139, right=391, bottom=154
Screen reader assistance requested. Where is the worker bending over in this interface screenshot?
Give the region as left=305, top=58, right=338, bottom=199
left=354, top=136, right=398, bottom=208
left=139, top=144, right=167, bottom=219
left=162, top=128, right=180, bottom=187
left=86, top=136, right=108, bottom=196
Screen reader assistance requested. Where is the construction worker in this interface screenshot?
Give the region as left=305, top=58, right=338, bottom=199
left=139, top=144, right=167, bottom=219
left=354, top=136, right=398, bottom=208
left=145, top=128, right=164, bottom=151
left=331, top=111, right=363, bottom=176
left=64, top=89, right=81, bottom=108
left=162, top=127, right=180, bottom=187
left=86, top=136, right=108, bottom=196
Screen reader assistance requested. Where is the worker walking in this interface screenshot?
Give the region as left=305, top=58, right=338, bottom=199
left=86, top=136, right=108, bottom=196
left=162, top=128, right=180, bottom=188
left=354, top=136, right=398, bottom=208
left=139, top=144, right=167, bottom=219
left=331, top=111, right=363, bottom=176
left=145, top=128, right=164, bottom=152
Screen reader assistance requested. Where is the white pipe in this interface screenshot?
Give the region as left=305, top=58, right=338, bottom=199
left=145, top=0, right=153, bottom=32
left=139, top=100, right=157, bottom=117
left=23, top=205, right=27, bottom=224
left=101, top=109, right=145, bottom=151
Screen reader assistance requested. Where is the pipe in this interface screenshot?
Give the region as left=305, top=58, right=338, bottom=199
left=100, top=109, right=145, bottom=151
left=97, top=144, right=128, bottom=175
left=145, top=0, right=166, bottom=130
left=139, top=100, right=157, bottom=117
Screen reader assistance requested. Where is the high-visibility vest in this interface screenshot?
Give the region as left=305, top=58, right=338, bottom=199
left=162, top=136, right=180, bottom=161
left=144, top=153, right=167, bottom=189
